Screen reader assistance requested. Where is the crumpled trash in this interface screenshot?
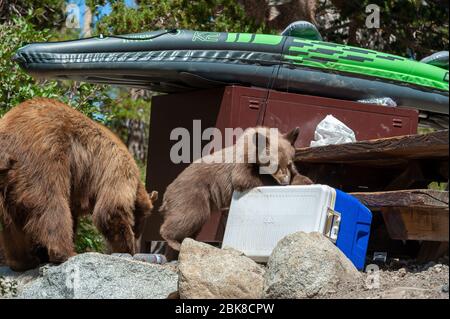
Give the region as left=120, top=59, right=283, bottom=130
left=357, top=97, right=397, bottom=107
left=310, top=115, right=356, bottom=147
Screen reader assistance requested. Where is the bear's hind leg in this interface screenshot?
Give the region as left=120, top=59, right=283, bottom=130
left=20, top=156, right=75, bottom=264
left=1, top=192, right=39, bottom=270
left=25, top=199, right=76, bottom=264
left=0, top=221, right=40, bottom=271
left=160, top=200, right=211, bottom=251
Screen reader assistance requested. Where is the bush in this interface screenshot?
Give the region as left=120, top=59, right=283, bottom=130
left=0, top=15, right=61, bottom=116
left=0, top=14, right=113, bottom=118
left=75, top=217, right=106, bottom=253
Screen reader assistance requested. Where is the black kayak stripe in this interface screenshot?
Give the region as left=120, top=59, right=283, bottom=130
left=303, top=56, right=338, bottom=63
left=339, top=55, right=374, bottom=62
left=376, top=55, right=404, bottom=61
left=343, top=47, right=377, bottom=55
left=308, top=48, right=344, bottom=55
left=288, top=50, right=308, bottom=56
left=292, top=41, right=314, bottom=47
left=311, top=41, right=340, bottom=47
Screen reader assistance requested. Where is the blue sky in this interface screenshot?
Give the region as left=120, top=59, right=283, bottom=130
left=66, top=0, right=137, bottom=36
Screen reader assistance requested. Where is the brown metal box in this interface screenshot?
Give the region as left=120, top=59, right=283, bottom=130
left=142, top=85, right=418, bottom=250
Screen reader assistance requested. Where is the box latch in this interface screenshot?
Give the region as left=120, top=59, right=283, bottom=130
left=324, top=208, right=341, bottom=243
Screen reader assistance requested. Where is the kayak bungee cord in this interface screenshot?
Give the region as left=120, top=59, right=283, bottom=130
left=97, top=28, right=179, bottom=41
left=259, top=34, right=290, bottom=124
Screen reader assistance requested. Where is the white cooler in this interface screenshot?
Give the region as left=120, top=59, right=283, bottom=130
left=221, top=185, right=372, bottom=270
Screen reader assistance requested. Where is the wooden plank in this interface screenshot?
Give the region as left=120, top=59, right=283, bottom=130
left=381, top=207, right=449, bottom=242
left=351, top=190, right=449, bottom=209
left=417, top=241, right=449, bottom=263
left=295, top=130, right=448, bottom=164
left=353, top=190, right=449, bottom=242
left=298, top=159, right=447, bottom=192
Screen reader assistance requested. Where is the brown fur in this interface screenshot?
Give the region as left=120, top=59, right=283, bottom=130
left=0, top=155, right=14, bottom=265
left=160, top=127, right=312, bottom=251
left=0, top=98, right=157, bottom=271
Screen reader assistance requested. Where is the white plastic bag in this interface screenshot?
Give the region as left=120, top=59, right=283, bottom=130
left=310, top=115, right=356, bottom=147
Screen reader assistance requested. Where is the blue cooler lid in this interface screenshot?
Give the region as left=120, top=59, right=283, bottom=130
left=334, top=189, right=372, bottom=270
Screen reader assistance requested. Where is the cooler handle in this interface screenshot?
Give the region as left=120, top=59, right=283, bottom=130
left=324, top=208, right=341, bottom=243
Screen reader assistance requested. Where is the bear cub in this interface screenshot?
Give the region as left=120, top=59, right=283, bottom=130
left=160, top=126, right=313, bottom=251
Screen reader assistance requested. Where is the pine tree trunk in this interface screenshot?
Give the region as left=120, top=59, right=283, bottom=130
left=126, top=118, right=147, bottom=163
left=126, top=89, right=148, bottom=163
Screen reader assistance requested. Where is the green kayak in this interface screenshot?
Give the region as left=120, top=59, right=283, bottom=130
left=14, top=22, right=449, bottom=117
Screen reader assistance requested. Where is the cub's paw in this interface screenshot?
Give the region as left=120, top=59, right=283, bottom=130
left=291, top=174, right=314, bottom=185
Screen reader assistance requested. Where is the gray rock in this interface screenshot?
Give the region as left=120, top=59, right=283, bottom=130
left=398, top=268, right=407, bottom=277
left=442, top=284, right=449, bottom=293
left=0, top=276, right=18, bottom=298
left=264, top=232, right=361, bottom=299
left=178, top=238, right=265, bottom=299
left=18, top=253, right=178, bottom=299
left=422, top=261, right=436, bottom=271
left=0, top=266, right=40, bottom=298
left=380, top=287, right=438, bottom=299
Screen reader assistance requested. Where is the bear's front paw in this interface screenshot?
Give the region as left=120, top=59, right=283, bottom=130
left=48, top=249, right=76, bottom=264
left=291, top=174, right=314, bottom=185
left=8, top=258, right=40, bottom=272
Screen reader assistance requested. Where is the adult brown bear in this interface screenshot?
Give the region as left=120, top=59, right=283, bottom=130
left=160, top=127, right=313, bottom=251
left=0, top=98, right=157, bottom=271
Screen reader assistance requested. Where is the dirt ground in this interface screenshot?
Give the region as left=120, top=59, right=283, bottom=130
left=326, top=256, right=449, bottom=299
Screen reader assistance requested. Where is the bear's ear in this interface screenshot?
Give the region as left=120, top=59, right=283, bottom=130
left=284, top=127, right=300, bottom=146
left=149, top=191, right=158, bottom=203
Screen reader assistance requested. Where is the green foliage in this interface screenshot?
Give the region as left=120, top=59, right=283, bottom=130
left=319, top=0, right=449, bottom=59
left=61, top=82, right=115, bottom=121
left=0, top=16, right=60, bottom=116
left=0, top=0, right=66, bottom=29
left=102, top=89, right=152, bottom=140
left=75, top=217, right=106, bottom=253
left=94, top=0, right=266, bottom=35
left=136, top=159, right=148, bottom=182
left=0, top=14, right=113, bottom=119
